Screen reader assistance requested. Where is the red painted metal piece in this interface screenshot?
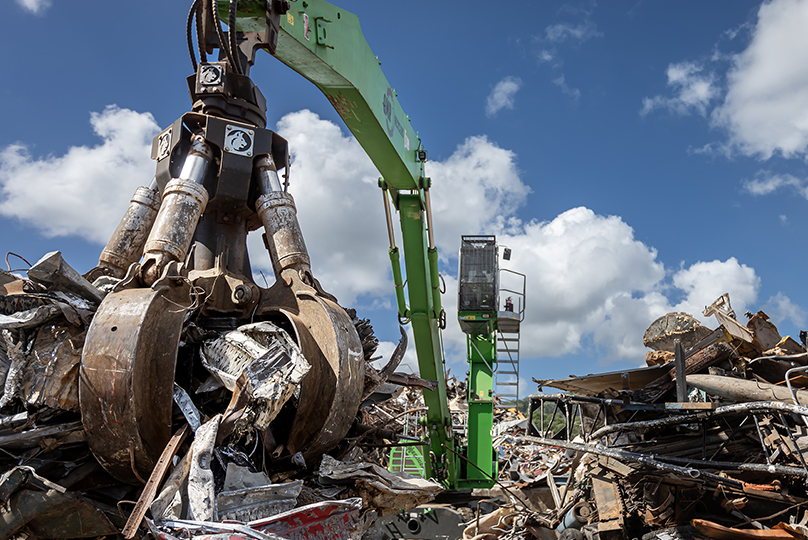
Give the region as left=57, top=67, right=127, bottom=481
left=249, top=498, right=363, bottom=540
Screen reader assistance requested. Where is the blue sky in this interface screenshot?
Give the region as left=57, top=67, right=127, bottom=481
left=3, top=0, right=808, bottom=397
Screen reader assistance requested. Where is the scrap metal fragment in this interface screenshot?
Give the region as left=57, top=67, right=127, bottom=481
left=591, top=471, right=623, bottom=532
left=173, top=383, right=202, bottom=432
left=692, top=518, right=795, bottom=539
left=317, top=455, right=442, bottom=515
left=385, top=372, right=438, bottom=392
left=0, top=420, right=84, bottom=450
left=217, top=478, right=303, bottom=522
left=123, top=424, right=190, bottom=539
left=214, top=326, right=310, bottom=445
left=0, top=466, right=118, bottom=539
left=0, top=329, right=31, bottom=408
left=27, top=251, right=104, bottom=305
left=151, top=451, right=192, bottom=521
left=21, top=323, right=84, bottom=411
left=249, top=497, right=364, bottom=540
left=0, top=302, right=64, bottom=330
left=188, top=415, right=221, bottom=522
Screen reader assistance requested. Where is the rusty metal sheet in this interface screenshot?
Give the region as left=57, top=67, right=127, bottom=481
left=80, top=280, right=190, bottom=484
left=535, top=363, right=672, bottom=396
left=591, top=472, right=624, bottom=531
left=21, top=323, right=84, bottom=411
left=250, top=497, right=364, bottom=540
left=691, top=518, right=796, bottom=539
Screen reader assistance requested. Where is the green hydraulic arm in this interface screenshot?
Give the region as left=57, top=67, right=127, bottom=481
left=219, top=0, right=461, bottom=486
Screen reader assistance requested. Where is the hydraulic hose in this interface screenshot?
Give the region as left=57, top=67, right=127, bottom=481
left=228, top=0, right=242, bottom=75
left=186, top=0, right=202, bottom=71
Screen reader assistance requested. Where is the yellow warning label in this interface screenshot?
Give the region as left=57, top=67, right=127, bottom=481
left=287, top=13, right=294, bottom=25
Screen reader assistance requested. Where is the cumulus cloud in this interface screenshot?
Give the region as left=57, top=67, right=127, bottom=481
left=671, top=258, right=759, bottom=318
left=0, top=107, right=772, bottom=367
left=15, top=0, right=51, bottom=14
left=0, top=106, right=159, bottom=243
left=485, top=77, right=523, bottom=117
left=712, top=0, right=808, bottom=159
left=544, top=21, right=602, bottom=44
left=641, top=62, right=718, bottom=117
left=764, top=292, right=807, bottom=327
left=428, top=136, right=530, bottom=253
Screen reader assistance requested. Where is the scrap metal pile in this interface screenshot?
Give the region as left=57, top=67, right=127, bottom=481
left=524, top=293, right=808, bottom=540
left=0, top=252, right=444, bottom=540
left=9, top=247, right=808, bottom=540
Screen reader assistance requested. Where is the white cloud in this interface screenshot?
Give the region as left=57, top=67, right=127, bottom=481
left=553, top=74, right=581, bottom=100
left=764, top=292, right=807, bottom=328
left=742, top=172, right=808, bottom=198
left=0, top=106, right=159, bottom=243
left=641, top=62, right=718, bottom=117
left=15, top=0, right=51, bottom=14
left=485, top=77, right=523, bottom=117
left=537, top=50, right=555, bottom=64
left=486, top=212, right=762, bottom=362
left=428, top=136, right=530, bottom=254
left=0, top=107, right=772, bottom=368
left=712, top=0, right=808, bottom=159
left=544, top=21, right=602, bottom=43
left=671, top=258, right=760, bottom=318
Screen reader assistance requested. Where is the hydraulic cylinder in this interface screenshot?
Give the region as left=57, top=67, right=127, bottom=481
left=254, top=155, right=311, bottom=276
left=141, top=135, right=212, bottom=283
left=96, top=184, right=161, bottom=278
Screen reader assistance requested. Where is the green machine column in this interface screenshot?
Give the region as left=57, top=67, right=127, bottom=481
left=462, top=333, right=496, bottom=487
left=457, top=236, right=500, bottom=489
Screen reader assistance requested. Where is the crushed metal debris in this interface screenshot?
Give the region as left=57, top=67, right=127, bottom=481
left=6, top=250, right=808, bottom=540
